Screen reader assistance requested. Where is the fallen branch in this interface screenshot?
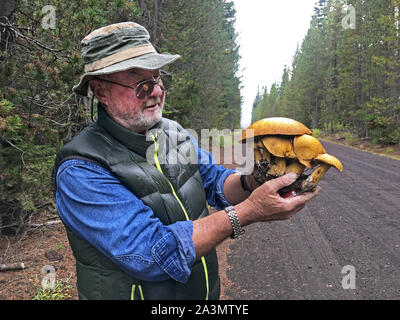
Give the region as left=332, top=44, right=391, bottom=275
left=0, top=262, right=25, bottom=272
left=0, top=219, right=62, bottom=230
left=28, top=220, right=62, bottom=228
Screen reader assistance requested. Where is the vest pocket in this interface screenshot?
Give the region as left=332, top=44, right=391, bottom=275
left=75, top=260, right=139, bottom=300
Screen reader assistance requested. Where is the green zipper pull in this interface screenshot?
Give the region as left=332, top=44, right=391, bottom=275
left=131, top=284, right=144, bottom=300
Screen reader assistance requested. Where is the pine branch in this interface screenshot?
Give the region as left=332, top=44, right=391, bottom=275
left=0, top=17, right=60, bottom=59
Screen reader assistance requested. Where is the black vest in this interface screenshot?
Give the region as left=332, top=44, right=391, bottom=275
left=52, top=105, right=219, bottom=300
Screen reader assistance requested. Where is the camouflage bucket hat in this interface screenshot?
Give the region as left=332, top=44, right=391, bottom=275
left=72, top=22, right=180, bottom=96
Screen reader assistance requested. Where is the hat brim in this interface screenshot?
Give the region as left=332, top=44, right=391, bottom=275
left=72, top=52, right=180, bottom=96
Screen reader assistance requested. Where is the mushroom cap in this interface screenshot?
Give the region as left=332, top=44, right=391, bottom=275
left=314, top=153, right=343, bottom=172
left=293, top=134, right=326, bottom=161
left=241, top=117, right=312, bottom=141
left=262, top=136, right=297, bottom=158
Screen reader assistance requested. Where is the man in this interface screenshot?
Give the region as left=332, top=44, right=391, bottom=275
left=52, top=22, right=319, bottom=300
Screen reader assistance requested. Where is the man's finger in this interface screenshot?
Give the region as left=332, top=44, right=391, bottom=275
left=266, top=173, right=298, bottom=192
left=278, top=188, right=319, bottom=215
left=288, top=186, right=321, bottom=207
left=301, top=186, right=321, bottom=201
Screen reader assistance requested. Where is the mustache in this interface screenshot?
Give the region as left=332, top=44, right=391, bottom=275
left=145, top=97, right=162, bottom=108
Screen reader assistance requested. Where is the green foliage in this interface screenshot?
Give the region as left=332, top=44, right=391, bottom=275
left=251, top=0, right=400, bottom=145
left=1, top=0, right=142, bottom=226
left=312, top=128, right=322, bottom=138
left=159, top=0, right=242, bottom=131
left=32, top=280, right=73, bottom=300
left=0, top=97, right=56, bottom=213
left=0, top=98, right=15, bottom=115
left=385, top=146, right=395, bottom=154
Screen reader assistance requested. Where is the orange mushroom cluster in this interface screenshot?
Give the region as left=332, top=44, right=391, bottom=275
left=241, top=117, right=343, bottom=196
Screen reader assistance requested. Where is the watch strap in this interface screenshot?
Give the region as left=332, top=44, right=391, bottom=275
left=224, top=206, right=245, bottom=239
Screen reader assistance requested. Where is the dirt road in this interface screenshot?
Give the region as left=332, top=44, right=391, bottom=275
left=218, top=141, right=400, bottom=300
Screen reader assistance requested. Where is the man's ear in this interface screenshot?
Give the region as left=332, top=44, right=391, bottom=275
left=89, top=79, right=108, bottom=105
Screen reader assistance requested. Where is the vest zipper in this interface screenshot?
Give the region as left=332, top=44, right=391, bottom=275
left=152, top=134, right=210, bottom=301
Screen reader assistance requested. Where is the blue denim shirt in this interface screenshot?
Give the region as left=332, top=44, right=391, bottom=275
left=56, top=141, right=238, bottom=284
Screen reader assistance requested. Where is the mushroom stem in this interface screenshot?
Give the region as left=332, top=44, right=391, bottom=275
left=254, top=149, right=262, bottom=163
left=301, top=163, right=331, bottom=191
left=267, top=157, right=286, bottom=176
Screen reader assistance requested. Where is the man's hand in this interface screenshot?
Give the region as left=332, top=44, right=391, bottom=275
left=193, top=172, right=320, bottom=259
left=236, top=173, right=320, bottom=225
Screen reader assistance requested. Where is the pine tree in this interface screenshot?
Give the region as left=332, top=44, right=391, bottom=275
left=252, top=0, right=399, bottom=144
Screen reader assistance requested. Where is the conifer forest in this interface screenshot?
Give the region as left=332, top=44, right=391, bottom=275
left=252, top=0, right=400, bottom=146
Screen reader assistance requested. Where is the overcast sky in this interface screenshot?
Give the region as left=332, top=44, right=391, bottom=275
left=232, top=0, right=317, bottom=128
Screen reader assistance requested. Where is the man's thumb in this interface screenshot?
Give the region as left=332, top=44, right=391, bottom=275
left=269, top=173, right=298, bottom=192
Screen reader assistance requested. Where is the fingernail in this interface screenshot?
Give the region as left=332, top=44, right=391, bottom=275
left=287, top=173, right=298, bottom=180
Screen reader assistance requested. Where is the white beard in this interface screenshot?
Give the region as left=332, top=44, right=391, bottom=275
left=107, top=96, right=164, bottom=132
left=135, top=101, right=163, bottom=129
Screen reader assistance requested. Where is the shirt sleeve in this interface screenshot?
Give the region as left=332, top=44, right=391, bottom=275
left=55, top=159, right=196, bottom=284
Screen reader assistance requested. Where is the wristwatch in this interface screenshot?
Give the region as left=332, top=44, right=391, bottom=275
left=224, top=206, right=245, bottom=239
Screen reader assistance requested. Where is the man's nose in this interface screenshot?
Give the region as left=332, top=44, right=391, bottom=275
left=150, top=82, right=164, bottom=97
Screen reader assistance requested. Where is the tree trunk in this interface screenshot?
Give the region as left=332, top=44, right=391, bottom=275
left=137, top=0, right=149, bottom=27
left=0, top=0, right=16, bottom=53
left=153, top=0, right=163, bottom=49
